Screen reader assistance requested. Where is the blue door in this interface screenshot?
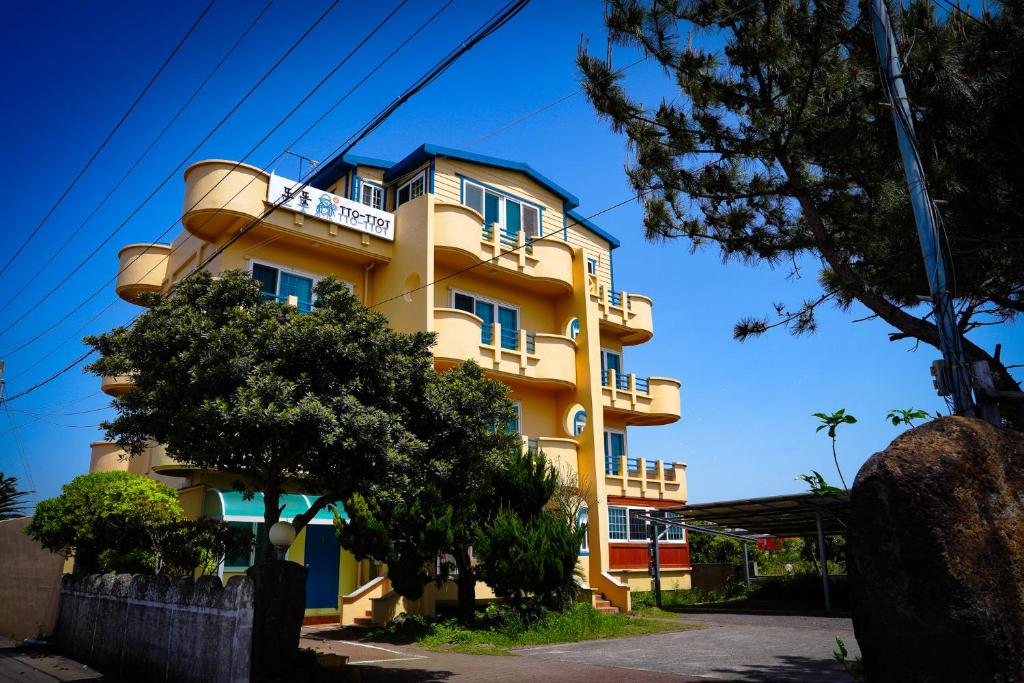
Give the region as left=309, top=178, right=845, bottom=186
left=304, top=525, right=341, bottom=609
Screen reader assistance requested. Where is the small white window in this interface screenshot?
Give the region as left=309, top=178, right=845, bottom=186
left=579, top=508, right=589, bottom=554
left=360, top=182, right=383, bottom=210
left=608, top=506, right=627, bottom=540
left=587, top=257, right=599, bottom=275
left=397, top=171, right=426, bottom=207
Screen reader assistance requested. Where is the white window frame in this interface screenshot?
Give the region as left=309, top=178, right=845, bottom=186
left=462, top=179, right=541, bottom=238
left=601, top=348, right=623, bottom=374
left=396, top=170, right=426, bottom=207
left=450, top=289, right=520, bottom=324
left=360, top=180, right=384, bottom=210
left=603, top=427, right=628, bottom=459
left=587, top=256, right=599, bottom=275
left=223, top=521, right=260, bottom=572
left=249, top=259, right=353, bottom=303
left=579, top=507, right=589, bottom=554
left=510, top=401, right=522, bottom=435
left=607, top=505, right=687, bottom=544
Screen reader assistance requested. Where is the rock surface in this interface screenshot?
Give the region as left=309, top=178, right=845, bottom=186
left=849, top=416, right=1024, bottom=682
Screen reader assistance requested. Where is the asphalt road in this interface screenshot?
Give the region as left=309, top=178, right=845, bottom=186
left=303, top=612, right=860, bottom=682
left=514, top=612, right=860, bottom=682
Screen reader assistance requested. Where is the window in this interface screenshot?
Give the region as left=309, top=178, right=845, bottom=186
left=397, top=171, right=426, bottom=207
left=224, top=521, right=267, bottom=570
left=572, top=409, right=587, bottom=436
left=462, top=180, right=540, bottom=238
left=578, top=508, right=589, bottom=554
left=506, top=402, right=522, bottom=435
left=587, top=257, right=598, bottom=275
left=452, top=290, right=519, bottom=350
left=628, top=509, right=648, bottom=541
left=608, top=506, right=627, bottom=540
left=601, top=349, right=623, bottom=387
left=604, top=430, right=626, bottom=474
left=360, top=182, right=383, bottom=210
left=568, top=318, right=580, bottom=341
left=251, top=263, right=315, bottom=313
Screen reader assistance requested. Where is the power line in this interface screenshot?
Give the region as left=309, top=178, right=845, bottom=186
left=1, top=0, right=533, bottom=403
left=0, top=0, right=276, bottom=321
left=0, top=0, right=345, bottom=345
left=931, top=0, right=986, bottom=26
left=0, top=0, right=217, bottom=283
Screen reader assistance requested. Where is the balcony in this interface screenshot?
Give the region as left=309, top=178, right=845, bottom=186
left=605, top=455, right=688, bottom=502
left=116, top=244, right=171, bottom=304
left=181, top=160, right=392, bottom=262
left=588, top=275, right=653, bottom=345
left=524, top=436, right=579, bottom=475
left=601, top=369, right=681, bottom=426
left=149, top=443, right=199, bottom=477
left=433, top=307, right=576, bottom=389
left=434, top=202, right=574, bottom=295
left=89, top=442, right=129, bottom=474
left=100, top=374, right=134, bottom=397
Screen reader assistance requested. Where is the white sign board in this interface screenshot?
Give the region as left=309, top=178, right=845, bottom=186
left=267, top=173, right=395, bottom=242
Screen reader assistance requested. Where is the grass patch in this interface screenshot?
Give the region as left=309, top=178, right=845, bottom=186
left=369, top=603, right=697, bottom=656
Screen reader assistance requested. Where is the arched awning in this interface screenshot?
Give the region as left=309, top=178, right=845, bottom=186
left=202, top=489, right=347, bottom=525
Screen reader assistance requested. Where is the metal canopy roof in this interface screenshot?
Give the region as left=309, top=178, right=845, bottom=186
left=668, top=492, right=850, bottom=537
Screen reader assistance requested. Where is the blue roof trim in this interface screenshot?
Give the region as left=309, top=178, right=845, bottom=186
left=308, top=153, right=396, bottom=190
left=384, top=143, right=581, bottom=209
left=566, top=209, right=620, bottom=249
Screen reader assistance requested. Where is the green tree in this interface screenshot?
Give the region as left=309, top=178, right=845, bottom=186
left=0, top=472, right=31, bottom=520
left=25, top=471, right=182, bottom=573
left=579, top=0, right=1024, bottom=425
left=340, top=361, right=551, bottom=622
left=152, top=518, right=254, bottom=577
left=86, top=270, right=434, bottom=556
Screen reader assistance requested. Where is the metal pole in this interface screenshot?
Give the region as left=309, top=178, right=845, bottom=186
left=742, top=542, right=751, bottom=590
left=868, top=0, right=976, bottom=417
left=815, top=510, right=832, bottom=612
left=649, top=520, right=663, bottom=608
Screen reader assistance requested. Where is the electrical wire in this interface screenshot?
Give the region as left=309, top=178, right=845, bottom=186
left=0, top=0, right=217, bottom=283
left=0, top=0, right=430, bottom=359
left=0, top=1, right=530, bottom=403
left=0, top=0, right=276, bottom=321
left=0, top=0, right=345, bottom=344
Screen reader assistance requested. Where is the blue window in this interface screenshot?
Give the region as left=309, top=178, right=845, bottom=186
left=608, top=507, right=627, bottom=540
left=252, top=263, right=314, bottom=313
left=604, top=430, right=626, bottom=474
left=506, top=402, right=521, bottom=435
left=463, top=180, right=540, bottom=238
left=568, top=318, right=580, bottom=341
left=573, top=410, right=587, bottom=436
left=452, top=291, right=519, bottom=350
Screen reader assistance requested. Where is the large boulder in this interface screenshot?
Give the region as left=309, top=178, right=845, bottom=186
left=849, top=416, right=1024, bottom=682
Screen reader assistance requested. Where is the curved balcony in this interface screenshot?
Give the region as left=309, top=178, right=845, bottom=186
left=605, top=456, right=687, bottom=502
left=601, top=370, right=681, bottom=426
left=434, top=202, right=574, bottom=295
left=149, top=443, right=200, bottom=477
left=116, top=243, right=171, bottom=304
left=524, top=436, right=579, bottom=476
left=182, top=160, right=392, bottom=261
left=100, top=374, right=134, bottom=397
left=89, top=442, right=129, bottom=474
left=433, top=307, right=576, bottom=389
left=588, top=275, right=654, bottom=345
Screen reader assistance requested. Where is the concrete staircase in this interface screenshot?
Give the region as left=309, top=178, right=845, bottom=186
left=594, top=593, right=620, bottom=614
left=352, top=610, right=374, bottom=627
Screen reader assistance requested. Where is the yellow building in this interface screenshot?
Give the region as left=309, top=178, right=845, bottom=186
left=89, top=144, right=689, bottom=622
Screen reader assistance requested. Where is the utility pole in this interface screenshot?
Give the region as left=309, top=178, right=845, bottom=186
left=648, top=518, right=663, bottom=609
left=868, top=0, right=977, bottom=418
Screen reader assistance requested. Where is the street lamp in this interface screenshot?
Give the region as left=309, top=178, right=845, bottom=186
left=269, top=521, right=296, bottom=560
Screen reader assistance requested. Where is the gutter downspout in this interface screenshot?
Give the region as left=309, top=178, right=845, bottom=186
left=363, top=262, right=376, bottom=305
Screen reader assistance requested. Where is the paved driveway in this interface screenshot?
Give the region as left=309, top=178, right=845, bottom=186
left=303, top=612, right=859, bottom=682
left=515, top=613, right=859, bottom=682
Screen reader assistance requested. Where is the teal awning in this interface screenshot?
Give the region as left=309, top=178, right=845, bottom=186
left=203, top=489, right=347, bottom=526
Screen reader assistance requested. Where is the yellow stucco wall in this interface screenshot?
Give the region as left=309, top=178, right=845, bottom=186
left=95, top=149, right=686, bottom=617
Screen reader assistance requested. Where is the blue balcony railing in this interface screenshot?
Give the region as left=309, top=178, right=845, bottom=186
left=482, top=326, right=534, bottom=352
left=482, top=224, right=533, bottom=255
left=635, top=376, right=650, bottom=393
left=604, top=457, right=680, bottom=479
left=526, top=437, right=539, bottom=454
left=500, top=327, right=518, bottom=350
left=525, top=332, right=536, bottom=354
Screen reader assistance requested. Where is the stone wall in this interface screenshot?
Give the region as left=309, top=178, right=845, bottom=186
left=0, top=517, right=66, bottom=640
left=56, top=573, right=254, bottom=683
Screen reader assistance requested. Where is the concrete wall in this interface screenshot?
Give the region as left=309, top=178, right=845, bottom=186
left=0, top=517, right=66, bottom=640
left=691, top=563, right=737, bottom=594
left=56, top=573, right=253, bottom=683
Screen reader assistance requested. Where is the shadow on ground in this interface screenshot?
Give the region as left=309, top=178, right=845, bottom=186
left=708, top=654, right=850, bottom=683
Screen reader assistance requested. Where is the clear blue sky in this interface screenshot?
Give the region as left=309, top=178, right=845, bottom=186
left=1, top=0, right=1019, bottom=508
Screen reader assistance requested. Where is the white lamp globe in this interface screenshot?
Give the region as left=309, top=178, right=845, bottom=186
left=269, top=521, right=297, bottom=548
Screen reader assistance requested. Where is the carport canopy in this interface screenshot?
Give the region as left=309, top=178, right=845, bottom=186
left=203, top=489, right=348, bottom=525
left=666, top=492, right=849, bottom=537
